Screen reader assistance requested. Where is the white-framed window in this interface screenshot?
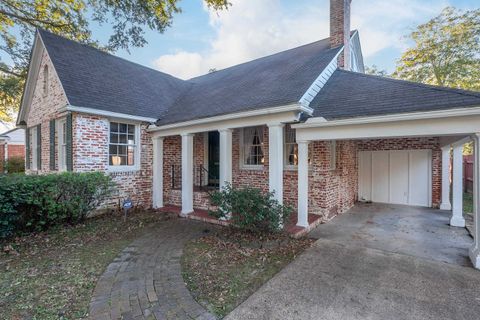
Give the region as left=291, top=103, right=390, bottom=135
left=43, top=65, right=49, bottom=97
left=108, top=121, right=139, bottom=171
left=240, top=126, right=265, bottom=169
left=30, top=126, right=38, bottom=170
left=284, top=125, right=298, bottom=168
left=57, top=118, right=67, bottom=171
left=330, top=140, right=337, bottom=170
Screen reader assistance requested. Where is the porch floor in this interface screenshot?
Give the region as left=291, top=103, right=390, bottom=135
left=157, top=205, right=322, bottom=238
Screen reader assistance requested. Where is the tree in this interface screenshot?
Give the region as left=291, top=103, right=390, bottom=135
left=0, top=0, right=230, bottom=122
left=394, top=7, right=480, bottom=91
left=365, top=65, right=389, bottom=77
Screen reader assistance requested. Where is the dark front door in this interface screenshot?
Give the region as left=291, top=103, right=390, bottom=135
left=208, top=131, right=220, bottom=186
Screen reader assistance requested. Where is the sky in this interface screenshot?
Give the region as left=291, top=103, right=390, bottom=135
left=90, top=0, right=478, bottom=80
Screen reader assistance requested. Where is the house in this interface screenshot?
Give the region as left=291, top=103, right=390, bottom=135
left=0, top=127, right=25, bottom=173
left=16, top=0, right=480, bottom=269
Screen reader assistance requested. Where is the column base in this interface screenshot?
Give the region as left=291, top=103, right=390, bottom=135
left=450, top=216, right=466, bottom=227
left=469, top=247, right=480, bottom=269
left=180, top=210, right=193, bottom=217
left=440, top=203, right=452, bottom=210
left=296, top=221, right=309, bottom=228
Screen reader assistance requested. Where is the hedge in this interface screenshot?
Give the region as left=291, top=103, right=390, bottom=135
left=0, top=172, right=114, bottom=238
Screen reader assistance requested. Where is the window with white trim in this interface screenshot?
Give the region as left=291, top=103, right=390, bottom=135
left=330, top=140, right=336, bottom=170
left=109, top=122, right=137, bottom=167
left=57, top=118, right=67, bottom=171
left=30, top=127, right=38, bottom=170
left=241, top=126, right=264, bottom=167
left=285, top=125, right=298, bottom=166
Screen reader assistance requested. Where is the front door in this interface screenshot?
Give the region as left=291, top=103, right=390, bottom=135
left=208, top=131, right=220, bottom=186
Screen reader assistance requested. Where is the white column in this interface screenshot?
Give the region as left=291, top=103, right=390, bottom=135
left=440, top=145, right=452, bottom=210
left=451, top=144, right=465, bottom=227
left=268, top=123, right=284, bottom=204
left=470, top=133, right=480, bottom=269
left=297, top=140, right=310, bottom=227
left=152, top=136, right=164, bottom=209
left=219, top=129, right=233, bottom=190
left=181, top=133, right=194, bottom=215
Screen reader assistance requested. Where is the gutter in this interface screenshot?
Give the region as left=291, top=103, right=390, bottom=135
left=148, top=103, right=313, bottom=132
left=292, top=106, right=480, bottom=129
left=62, top=105, right=158, bottom=123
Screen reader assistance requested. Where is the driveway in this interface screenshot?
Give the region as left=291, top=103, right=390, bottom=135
left=226, top=203, right=480, bottom=320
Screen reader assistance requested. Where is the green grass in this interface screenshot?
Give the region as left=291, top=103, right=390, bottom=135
left=464, top=192, right=473, bottom=215
left=181, top=230, right=313, bottom=318
left=0, top=210, right=173, bottom=320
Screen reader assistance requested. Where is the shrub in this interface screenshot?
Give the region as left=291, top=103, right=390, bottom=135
left=208, top=183, right=293, bottom=233
left=0, top=172, right=114, bottom=238
left=3, top=157, right=25, bottom=173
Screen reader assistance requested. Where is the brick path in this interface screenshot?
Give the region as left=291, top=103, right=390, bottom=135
left=88, top=219, right=217, bottom=320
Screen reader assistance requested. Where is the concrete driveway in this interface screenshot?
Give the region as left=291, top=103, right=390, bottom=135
left=226, top=203, right=480, bottom=320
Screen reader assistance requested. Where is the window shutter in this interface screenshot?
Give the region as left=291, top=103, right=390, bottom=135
left=37, top=124, right=42, bottom=170
left=25, top=127, right=30, bottom=170
left=66, top=113, right=73, bottom=171
left=49, top=119, right=56, bottom=170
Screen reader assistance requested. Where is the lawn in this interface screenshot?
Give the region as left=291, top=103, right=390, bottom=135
left=181, top=228, right=314, bottom=318
left=0, top=210, right=174, bottom=320
left=464, top=192, right=473, bottom=215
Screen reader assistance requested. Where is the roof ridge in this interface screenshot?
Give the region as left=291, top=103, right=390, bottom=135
left=37, top=28, right=186, bottom=83
left=188, top=38, right=341, bottom=82
left=336, top=69, right=480, bottom=98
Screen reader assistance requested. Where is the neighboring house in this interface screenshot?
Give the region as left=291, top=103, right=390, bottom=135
left=16, top=0, right=480, bottom=268
left=0, top=128, right=25, bottom=173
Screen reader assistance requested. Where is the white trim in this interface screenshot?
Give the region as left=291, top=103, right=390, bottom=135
left=107, top=121, right=141, bottom=172
left=57, top=117, right=67, bottom=171
left=181, top=133, right=194, bottom=215
left=469, top=132, right=480, bottom=269
left=219, top=129, right=233, bottom=190
left=268, top=123, right=285, bottom=205
left=149, top=104, right=311, bottom=134
left=440, top=145, right=452, bottom=211
left=152, top=136, right=164, bottom=208
left=64, top=105, right=157, bottom=123
left=297, top=140, right=310, bottom=227
left=451, top=144, right=466, bottom=227
left=299, top=49, right=341, bottom=106
left=239, top=126, right=265, bottom=171
left=293, top=106, right=480, bottom=129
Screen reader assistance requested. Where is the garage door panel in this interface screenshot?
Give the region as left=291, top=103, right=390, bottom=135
left=389, top=152, right=409, bottom=205
left=358, top=150, right=431, bottom=207
left=409, top=151, right=430, bottom=206
left=371, top=151, right=389, bottom=203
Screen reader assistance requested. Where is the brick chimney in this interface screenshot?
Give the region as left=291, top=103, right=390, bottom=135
left=330, top=0, right=351, bottom=70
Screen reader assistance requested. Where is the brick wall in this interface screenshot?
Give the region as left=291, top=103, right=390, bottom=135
left=25, top=50, right=69, bottom=173
left=330, top=0, right=351, bottom=68
left=0, top=144, right=4, bottom=172
left=73, top=113, right=153, bottom=209
left=357, top=137, right=441, bottom=208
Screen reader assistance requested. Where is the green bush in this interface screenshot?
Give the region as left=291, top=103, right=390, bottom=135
left=208, top=183, right=293, bottom=233
left=3, top=156, right=25, bottom=173
left=0, top=172, right=114, bottom=238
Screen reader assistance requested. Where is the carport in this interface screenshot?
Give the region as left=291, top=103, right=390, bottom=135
left=293, top=107, right=480, bottom=269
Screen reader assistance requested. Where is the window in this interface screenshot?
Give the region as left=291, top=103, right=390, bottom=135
left=43, top=65, right=49, bottom=97
left=30, top=127, right=38, bottom=170
left=284, top=125, right=298, bottom=166
left=57, top=119, right=67, bottom=171
left=109, top=122, right=137, bottom=168
left=242, top=126, right=264, bottom=167
left=330, top=140, right=336, bottom=170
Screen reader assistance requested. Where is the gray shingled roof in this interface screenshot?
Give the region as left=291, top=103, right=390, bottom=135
left=310, top=70, right=480, bottom=120
left=38, top=29, right=341, bottom=124
left=156, top=39, right=341, bottom=125
left=38, top=29, right=189, bottom=119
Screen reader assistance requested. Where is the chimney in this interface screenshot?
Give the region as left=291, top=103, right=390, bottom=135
left=330, top=0, right=351, bottom=70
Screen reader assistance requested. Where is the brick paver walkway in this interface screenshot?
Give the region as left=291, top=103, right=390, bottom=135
left=88, top=219, right=217, bottom=320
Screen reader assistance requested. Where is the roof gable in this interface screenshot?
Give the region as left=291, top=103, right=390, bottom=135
left=38, top=29, right=190, bottom=120
left=310, top=70, right=480, bottom=120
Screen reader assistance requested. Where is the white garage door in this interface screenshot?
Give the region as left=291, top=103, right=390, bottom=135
left=358, top=150, right=432, bottom=207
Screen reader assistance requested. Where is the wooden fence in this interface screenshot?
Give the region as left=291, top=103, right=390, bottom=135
left=464, top=155, right=473, bottom=194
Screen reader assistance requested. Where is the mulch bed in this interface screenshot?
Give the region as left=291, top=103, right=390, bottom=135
left=181, top=228, right=314, bottom=318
